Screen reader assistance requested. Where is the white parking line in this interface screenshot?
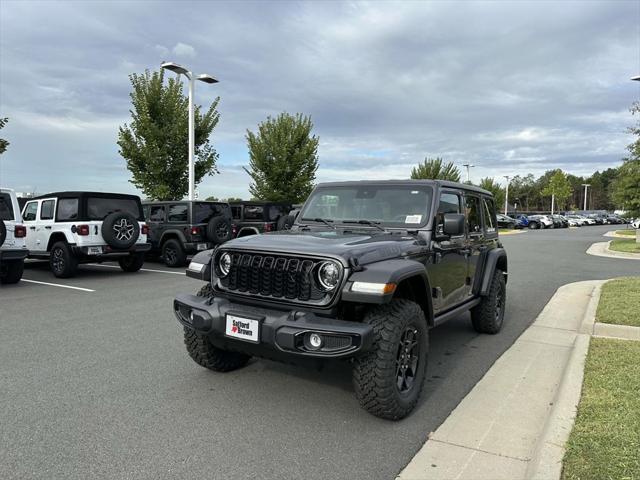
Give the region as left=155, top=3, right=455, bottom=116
left=21, top=279, right=95, bottom=292
left=87, top=263, right=186, bottom=275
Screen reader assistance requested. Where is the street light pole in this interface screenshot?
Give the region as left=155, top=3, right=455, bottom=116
left=504, top=175, right=511, bottom=215
left=161, top=62, right=218, bottom=201
left=582, top=183, right=591, bottom=211
left=462, top=163, right=474, bottom=183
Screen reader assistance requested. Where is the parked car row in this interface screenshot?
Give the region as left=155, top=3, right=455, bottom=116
left=498, top=212, right=631, bottom=230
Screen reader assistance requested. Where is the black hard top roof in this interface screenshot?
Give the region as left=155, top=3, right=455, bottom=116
left=228, top=200, right=293, bottom=206
left=314, top=179, right=492, bottom=196
left=32, top=191, right=142, bottom=201
left=142, top=199, right=229, bottom=205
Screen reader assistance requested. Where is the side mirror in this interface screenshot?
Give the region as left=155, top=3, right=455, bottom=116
left=443, top=213, right=465, bottom=236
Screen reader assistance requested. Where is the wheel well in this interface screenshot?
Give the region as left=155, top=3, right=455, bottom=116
left=496, top=255, right=508, bottom=282
left=393, top=276, right=432, bottom=325
left=161, top=233, right=180, bottom=246
left=237, top=228, right=258, bottom=237
left=46, top=232, right=68, bottom=251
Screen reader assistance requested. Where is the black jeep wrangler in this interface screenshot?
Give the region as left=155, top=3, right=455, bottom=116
left=143, top=200, right=233, bottom=267
left=229, top=201, right=295, bottom=237
left=174, top=180, right=508, bottom=419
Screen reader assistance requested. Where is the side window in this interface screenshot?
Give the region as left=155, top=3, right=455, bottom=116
left=40, top=200, right=55, bottom=220
left=57, top=198, right=79, bottom=221
left=143, top=205, right=150, bottom=220
left=482, top=198, right=496, bottom=233
left=23, top=202, right=38, bottom=221
left=465, top=196, right=482, bottom=234
left=150, top=205, right=165, bottom=222
left=168, top=204, right=188, bottom=222
left=435, top=192, right=461, bottom=235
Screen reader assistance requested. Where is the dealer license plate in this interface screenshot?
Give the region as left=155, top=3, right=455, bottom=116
left=197, top=243, right=208, bottom=251
left=225, top=314, right=260, bottom=343
left=87, top=246, right=103, bottom=255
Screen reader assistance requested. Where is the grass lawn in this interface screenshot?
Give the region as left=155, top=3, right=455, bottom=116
left=615, top=229, right=637, bottom=236
left=609, top=238, right=640, bottom=254
left=562, top=338, right=640, bottom=480
left=596, top=277, right=640, bottom=327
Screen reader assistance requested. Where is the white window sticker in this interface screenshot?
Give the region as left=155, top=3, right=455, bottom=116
left=405, top=215, right=422, bottom=224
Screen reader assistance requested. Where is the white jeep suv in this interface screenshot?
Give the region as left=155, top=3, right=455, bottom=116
left=0, top=188, right=28, bottom=284
left=21, top=191, right=151, bottom=278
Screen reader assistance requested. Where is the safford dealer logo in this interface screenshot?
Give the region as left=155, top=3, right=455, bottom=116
left=231, top=319, right=252, bottom=336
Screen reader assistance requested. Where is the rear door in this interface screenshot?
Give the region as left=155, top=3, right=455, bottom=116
left=147, top=204, right=165, bottom=248
left=464, top=194, right=484, bottom=298
left=430, top=189, right=468, bottom=313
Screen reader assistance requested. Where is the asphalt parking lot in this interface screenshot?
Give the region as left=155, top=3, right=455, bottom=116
left=1, top=225, right=638, bottom=480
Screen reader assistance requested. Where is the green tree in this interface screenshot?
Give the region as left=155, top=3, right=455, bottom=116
left=478, top=177, right=505, bottom=207
left=410, top=157, right=461, bottom=182
left=508, top=174, right=537, bottom=211
left=0, top=117, right=9, bottom=155
left=541, top=170, right=572, bottom=211
left=117, top=69, right=220, bottom=200
left=226, top=197, right=243, bottom=202
left=612, top=102, right=640, bottom=216
left=205, top=196, right=219, bottom=201
left=244, top=112, right=319, bottom=203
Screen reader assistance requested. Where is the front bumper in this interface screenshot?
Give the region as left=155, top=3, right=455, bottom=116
left=72, top=243, right=152, bottom=257
left=173, top=294, right=373, bottom=359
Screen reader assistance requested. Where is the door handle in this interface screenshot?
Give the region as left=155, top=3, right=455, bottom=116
left=45, top=226, right=52, bottom=229
left=30, top=226, right=36, bottom=230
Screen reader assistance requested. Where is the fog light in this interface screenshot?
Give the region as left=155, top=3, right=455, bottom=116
left=308, top=333, right=323, bottom=350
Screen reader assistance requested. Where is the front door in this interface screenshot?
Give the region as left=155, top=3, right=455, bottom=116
left=430, top=190, right=468, bottom=314
left=22, top=201, right=40, bottom=253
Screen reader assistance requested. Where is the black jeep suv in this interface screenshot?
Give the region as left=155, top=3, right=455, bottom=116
left=174, top=180, right=508, bottom=419
left=143, top=200, right=233, bottom=267
left=229, top=201, right=295, bottom=237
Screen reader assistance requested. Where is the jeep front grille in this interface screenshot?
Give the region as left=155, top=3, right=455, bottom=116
left=217, top=251, right=337, bottom=305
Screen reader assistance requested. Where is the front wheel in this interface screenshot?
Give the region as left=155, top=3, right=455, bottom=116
left=118, top=253, right=145, bottom=272
left=50, top=241, right=78, bottom=278
left=352, top=299, right=428, bottom=420
left=470, top=269, right=506, bottom=334
left=1, top=260, right=24, bottom=284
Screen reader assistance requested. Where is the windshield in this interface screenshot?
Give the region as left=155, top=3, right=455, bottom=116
left=86, top=197, right=142, bottom=220
left=0, top=193, right=14, bottom=221
left=300, top=185, right=433, bottom=227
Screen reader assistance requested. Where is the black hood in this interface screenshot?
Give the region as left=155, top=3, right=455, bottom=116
left=221, top=229, right=427, bottom=266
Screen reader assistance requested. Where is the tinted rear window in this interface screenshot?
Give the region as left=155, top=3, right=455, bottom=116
left=0, top=193, right=14, bottom=220
left=57, top=198, right=79, bottom=221
left=194, top=202, right=228, bottom=223
left=243, top=206, right=264, bottom=220
left=86, top=197, right=141, bottom=220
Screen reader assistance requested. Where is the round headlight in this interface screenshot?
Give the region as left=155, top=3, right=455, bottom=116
left=317, top=261, right=341, bottom=291
left=218, top=252, right=232, bottom=277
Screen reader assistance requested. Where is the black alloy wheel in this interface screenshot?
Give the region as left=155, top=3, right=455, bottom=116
left=396, top=327, right=420, bottom=394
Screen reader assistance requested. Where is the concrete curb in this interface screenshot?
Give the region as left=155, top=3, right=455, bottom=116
left=397, top=280, right=606, bottom=480
left=593, top=322, right=640, bottom=341
left=603, top=230, right=636, bottom=238
left=585, top=241, right=640, bottom=260
left=525, top=282, right=603, bottom=480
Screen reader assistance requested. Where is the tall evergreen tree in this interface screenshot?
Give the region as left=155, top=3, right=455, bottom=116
left=612, top=102, right=640, bottom=216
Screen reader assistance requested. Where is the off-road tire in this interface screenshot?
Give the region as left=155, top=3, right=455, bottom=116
left=162, top=239, right=187, bottom=268
left=49, top=241, right=78, bottom=278
left=352, top=299, right=429, bottom=420
left=183, top=284, right=251, bottom=372
left=0, top=219, right=6, bottom=247
left=101, top=212, right=140, bottom=249
left=0, top=259, right=24, bottom=284
left=206, top=217, right=232, bottom=244
left=277, top=215, right=295, bottom=231
left=118, top=253, right=145, bottom=272
left=470, top=269, right=506, bottom=334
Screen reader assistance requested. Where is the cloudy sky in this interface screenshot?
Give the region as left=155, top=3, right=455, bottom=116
left=1, top=0, right=639, bottom=199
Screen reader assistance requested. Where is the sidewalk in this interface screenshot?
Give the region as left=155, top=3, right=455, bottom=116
left=586, top=241, right=640, bottom=260
left=397, top=280, right=605, bottom=480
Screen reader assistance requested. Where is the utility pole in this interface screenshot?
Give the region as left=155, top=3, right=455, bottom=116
left=582, top=184, right=591, bottom=211
left=504, top=175, right=511, bottom=215
left=462, top=163, right=474, bottom=183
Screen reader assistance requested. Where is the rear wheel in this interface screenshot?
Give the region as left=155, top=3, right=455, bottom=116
left=118, top=253, right=145, bottom=272
left=352, top=299, right=428, bottom=420
left=0, top=260, right=24, bottom=284
left=162, top=239, right=187, bottom=268
left=183, top=284, right=251, bottom=372
left=470, top=269, right=506, bottom=334
left=49, top=241, right=78, bottom=278
left=528, top=222, right=538, bottom=230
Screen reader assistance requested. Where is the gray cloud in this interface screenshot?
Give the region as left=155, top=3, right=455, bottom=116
left=0, top=0, right=638, bottom=199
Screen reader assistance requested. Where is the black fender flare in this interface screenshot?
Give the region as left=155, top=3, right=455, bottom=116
left=341, top=258, right=434, bottom=324
left=185, top=249, right=215, bottom=281
left=476, top=247, right=508, bottom=296
left=160, top=229, right=188, bottom=246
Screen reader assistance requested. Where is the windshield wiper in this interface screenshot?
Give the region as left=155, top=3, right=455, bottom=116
left=301, top=217, right=336, bottom=229
left=342, top=220, right=387, bottom=232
